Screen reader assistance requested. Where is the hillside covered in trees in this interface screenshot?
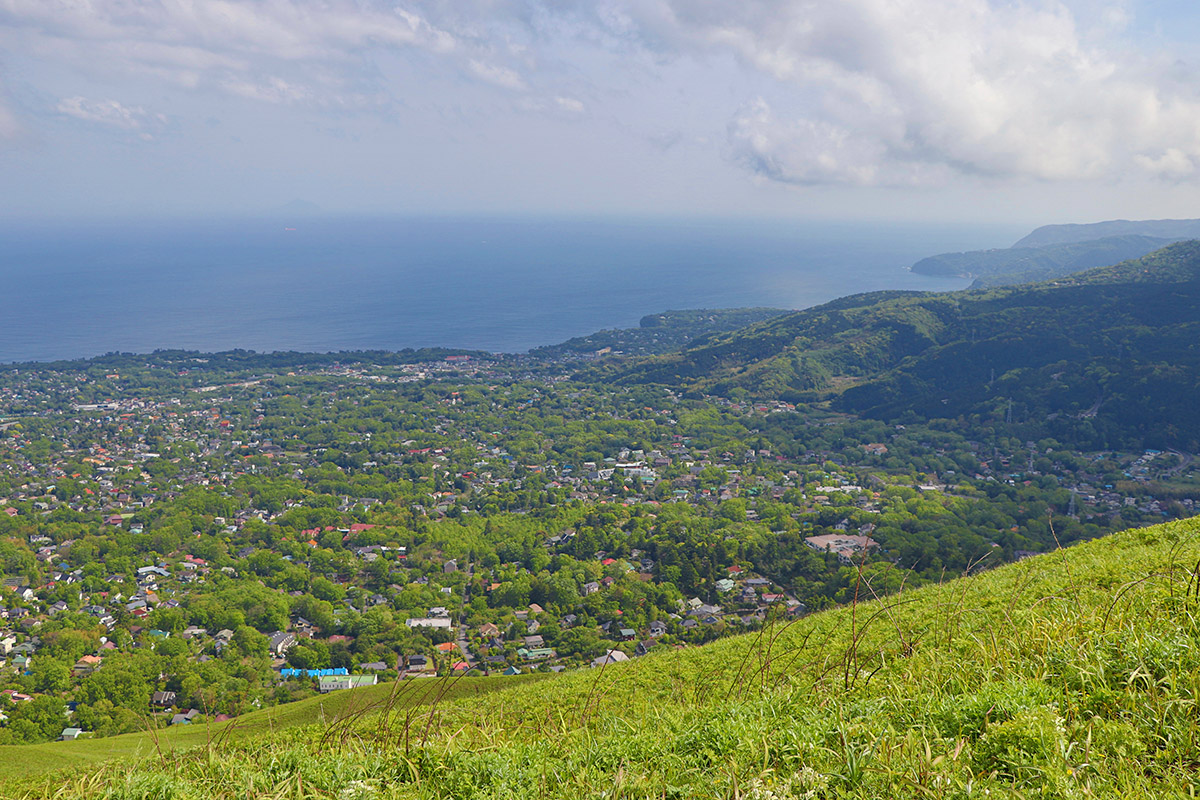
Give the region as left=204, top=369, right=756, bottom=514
left=601, top=241, right=1200, bottom=451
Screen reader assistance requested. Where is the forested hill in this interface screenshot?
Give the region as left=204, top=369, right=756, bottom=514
left=909, top=217, right=1200, bottom=288
left=1014, top=217, right=1200, bottom=247
left=530, top=307, right=788, bottom=358
left=910, top=234, right=1179, bottom=286
left=598, top=240, right=1200, bottom=451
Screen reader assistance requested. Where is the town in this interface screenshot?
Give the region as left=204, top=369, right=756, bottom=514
left=0, top=351, right=1194, bottom=743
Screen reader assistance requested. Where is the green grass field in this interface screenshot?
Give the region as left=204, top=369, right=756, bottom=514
left=11, top=518, right=1200, bottom=798
left=0, top=674, right=533, bottom=786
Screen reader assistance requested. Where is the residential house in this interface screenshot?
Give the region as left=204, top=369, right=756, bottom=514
left=71, top=654, right=102, bottom=677
left=317, top=674, right=378, bottom=693
left=517, top=647, right=556, bottom=661
left=170, top=709, right=201, bottom=725
left=268, top=631, right=297, bottom=658
left=406, top=617, right=452, bottom=630
left=590, top=650, right=629, bottom=668
left=803, top=533, right=879, bottom=564
left=405, top=654, right=433, bottom=674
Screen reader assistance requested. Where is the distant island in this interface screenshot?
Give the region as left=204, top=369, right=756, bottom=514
left=1014, top=217, right=1200, bottom=247
left=911, top=217, right=1200, bottom=287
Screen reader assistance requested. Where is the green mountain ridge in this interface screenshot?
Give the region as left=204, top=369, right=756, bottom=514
left=598, top=241, right=1200, bottom=450
left=1014, top=216, right=1200, bottom=247
left=529, top=307, right=790, bottom=358
left=909, top=234, right=1181, bottom=287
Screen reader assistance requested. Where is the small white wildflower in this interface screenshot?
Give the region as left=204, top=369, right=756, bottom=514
left=745, top=768, right=828, bottom=800
left=339, top=779, right=380, bottom=799
left=794, top=766, right=828, bottom=799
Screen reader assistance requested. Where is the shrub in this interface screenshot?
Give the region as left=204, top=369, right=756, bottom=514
left=973, top=706, right=1068, bottom=787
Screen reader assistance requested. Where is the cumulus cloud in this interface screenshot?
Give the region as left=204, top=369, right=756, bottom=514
left=1134, top=148, right=1196, bottom=179
left=729, top=99, right=895, bottom=186
left=579, top=0, right=1200, bottom=185
left=4, top=0, right=1200, bottom=187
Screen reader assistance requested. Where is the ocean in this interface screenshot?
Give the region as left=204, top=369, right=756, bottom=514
left=0, top=216, right=1023, bottom=364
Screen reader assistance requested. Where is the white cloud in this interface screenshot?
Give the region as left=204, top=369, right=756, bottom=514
left=467, top=59, right=527, bottom=91
left=554, top=96, right=585, bottom=113
left=728, top=99, right=901, bottom=186
left=575, top=0, right=1200, bottom=186
left=1135, top=148, right=1196, bottom=179
left=5, top=0, right=1200, bottom=190
left=221, top=76, right=308, bottom=105
left=0, top=0, right=456, bottom=61
left=0, top=0, right=482, bottom=104
left=56, top=96, right=166, bottom=134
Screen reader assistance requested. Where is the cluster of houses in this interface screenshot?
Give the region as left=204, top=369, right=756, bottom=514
left=1, top=361, right=1194, bottom=747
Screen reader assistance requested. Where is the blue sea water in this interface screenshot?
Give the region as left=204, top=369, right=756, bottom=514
left=0, top=216, right=1023, bottom=364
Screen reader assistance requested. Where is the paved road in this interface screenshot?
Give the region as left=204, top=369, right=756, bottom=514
left=1165, top=450, right=1194, bottom=477
left=454, top=562, right=477, bottom=667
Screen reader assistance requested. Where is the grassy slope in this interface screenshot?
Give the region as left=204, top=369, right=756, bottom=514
left=0, top=675, right=531, bottom=783
left=14, top=516, right=1200, bottom=798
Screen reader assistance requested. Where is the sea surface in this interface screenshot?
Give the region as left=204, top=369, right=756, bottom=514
left=0, top=216, right=1025, bottom=364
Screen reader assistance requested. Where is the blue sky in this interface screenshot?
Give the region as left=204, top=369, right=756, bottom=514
left=2, top=0, right=1200, bottom=223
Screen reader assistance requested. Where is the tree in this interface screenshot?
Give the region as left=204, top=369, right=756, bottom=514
left=28, top=658, right=71, bottom=694
left=232, top=625, right=270, bottom=658
left=7, top=695, right=68, bottom=742
left=310, top=576, right=345, bottom=603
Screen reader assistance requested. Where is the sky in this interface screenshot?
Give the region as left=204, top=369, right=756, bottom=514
left=2, top=0, right=1200, bottom=223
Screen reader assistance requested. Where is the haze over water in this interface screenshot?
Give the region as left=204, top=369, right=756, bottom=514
left=0, top=216, right=1022, bottom=364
